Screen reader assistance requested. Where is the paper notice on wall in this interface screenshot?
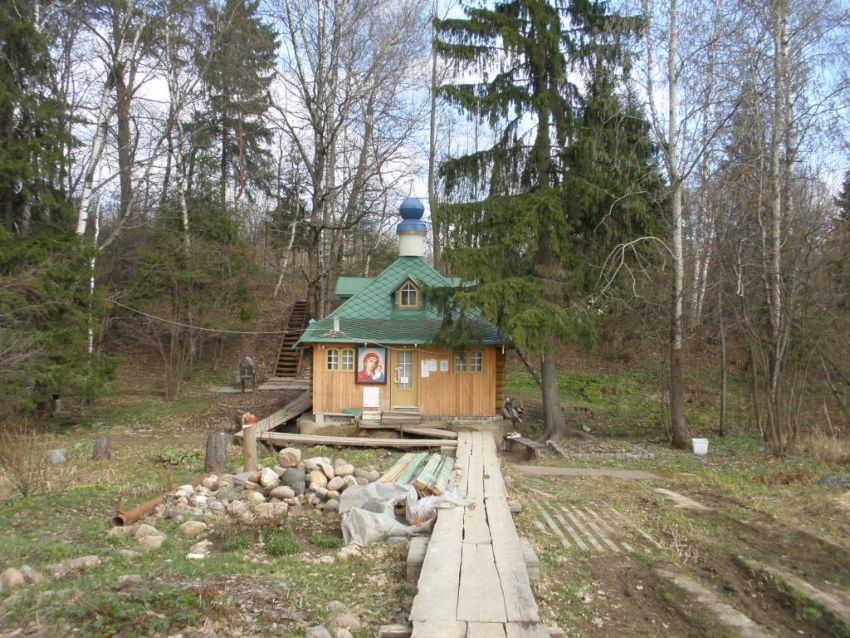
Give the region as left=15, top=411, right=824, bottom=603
left=428, top=359, right=438, bottom=372
left=420, top=360, right=429, bottom=378
left=363, top=386, right=380, bottom=408
left=440, top=359, right=449, bottom=372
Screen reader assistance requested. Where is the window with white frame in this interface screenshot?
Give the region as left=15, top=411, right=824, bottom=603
left=470, top=350, right=483, bottom=372
left=341, top=348, right=354, bottom=370
left=326, top=349, right=338, bottom=370
left=455, top=352, right=466, bottom=373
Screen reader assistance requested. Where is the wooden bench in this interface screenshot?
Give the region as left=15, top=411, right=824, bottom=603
left=502, top=434, right=546, bottom=460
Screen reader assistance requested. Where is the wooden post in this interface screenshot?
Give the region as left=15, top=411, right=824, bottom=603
left=204, top=432, right=228, bottom=473
left=242, top=424, right=257, bottom=472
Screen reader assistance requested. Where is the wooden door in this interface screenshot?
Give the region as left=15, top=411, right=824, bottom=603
left=390, top=349, right=417, bottom=408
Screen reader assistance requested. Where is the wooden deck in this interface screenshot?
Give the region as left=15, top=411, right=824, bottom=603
left=409, top=431, right=548, bottom=637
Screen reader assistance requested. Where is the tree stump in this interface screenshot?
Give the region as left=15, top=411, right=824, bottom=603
left=204, top=432, right=229, bottom=473
left=91, top=436, right=112, bottom=461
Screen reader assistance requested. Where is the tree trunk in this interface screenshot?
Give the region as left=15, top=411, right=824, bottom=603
left=540, top=336, right=565, bottom=439
left=718, top=284, right=727, bottom=437
left=428, top=5, right=442, bottom=272
left=91, top=435, right=112, bottom=461
left=667, top=0, right=689, bottom=449
left=204, top=432, right=229, bottom=473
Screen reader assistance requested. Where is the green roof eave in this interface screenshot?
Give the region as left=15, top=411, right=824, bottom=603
left=335, top=276, right=373, bottom=298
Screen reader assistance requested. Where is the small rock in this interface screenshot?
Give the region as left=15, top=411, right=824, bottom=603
left=227, top=500, right=249, bottom=517
left=260, top=467, right=280, bottom=488
left=343, top=476, right=358, bottom=489
left=190, top=540, right=213, bottom=554
left=325, top=499, right=340, bottom=513
left=0, top=568, right=25, bottom=591
left=317, top=487, right=329, bottom=499
left=163, top=507, right=182, bottom=519
left=117, top=574, right=142, bottom=586
left=386, top=536, right=408, bottom=547
left=335, top=630, right=353, bottom=638
left=508, top=500, right=522, bottom=514
left=355, top=477, right=368, bottom=486
left=326, top=490, right=341, bottom=500
left=247, top=490, right=266, bottom=506
left=175, top=484, right=195, bottom=497
left=118, top=549, right=140, bottom=560
left=178, top=521, right=207, bottom=538
left=306, top=627, right=332, bottom=638
left=504, top=476, right=515, bottom=488
left=327, top=477, right=345, bottom=492
left=282, top=467, right=307, bottom=486
left=256, top=501, right=285, bottom=518
left=318, top=555, right=334, bottom=565
left=202, top=475, right=219, bottom=490
left=173, top=496, right=189, bottom=509
left=208, top=500, right=225, bottom=512
left=273, top=464, right=286, bottom=476
left=19, top=566, right=45, bottom=585
left=138, top=534, right=165, bottom=553
left=278, top=447, right=302, bottom=468
left=336, top=545, right=362, bottom=562
left=365, top=470, right=380, bottom=482
left=186, top=553, right=206, bottom=560
left=326, top=601, right=346, bottom=612
left=44, top=448, right=66, bottom=464
left=333, top=463, right=354, bottom=478
left=189, top=495, right=208, bottom=508
left=353, top=468, right=370, bottom=480
left=270, top=486, right=295, bottom=500
left=45, top=556, right=101, bottom=578
left=330, top=612, right=362, bottom=632
left=318, top=462, right=335, bottom=480
left=107, top=525, right=135, bottom=538
left=134, top=524, right=161, bottom=540
left=308, top=470, right=328, bottom=490
left=292, top=481, right=306, bottom=495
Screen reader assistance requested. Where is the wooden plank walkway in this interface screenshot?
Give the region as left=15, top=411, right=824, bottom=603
left=409, top=431, right=548, bottom=637
left=234, top=390, right=312, bottom=437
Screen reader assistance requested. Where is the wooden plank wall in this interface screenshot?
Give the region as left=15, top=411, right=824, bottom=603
left=311, top=345, right=388, bottom=414
left=310, top=344, right=498, bottom=417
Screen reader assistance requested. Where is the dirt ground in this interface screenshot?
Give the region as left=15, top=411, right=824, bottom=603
left=507, top=440, right=850, bottom=637
left=2, top=379, right=850, bottom=637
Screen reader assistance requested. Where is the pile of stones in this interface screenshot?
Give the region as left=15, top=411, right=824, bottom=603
left=156, top=447, right=382, bottom=524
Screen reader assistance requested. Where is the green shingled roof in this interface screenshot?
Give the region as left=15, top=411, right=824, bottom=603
left=335, top=276, right=373, bottom=298
left=297, top=256, right=504, bottom=345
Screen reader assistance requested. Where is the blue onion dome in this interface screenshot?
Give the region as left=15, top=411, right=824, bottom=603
left=399, top=196, right=425, bottom=220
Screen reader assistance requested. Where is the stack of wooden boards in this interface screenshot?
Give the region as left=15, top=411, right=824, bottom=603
left=378, top=452, right=455, bottom=496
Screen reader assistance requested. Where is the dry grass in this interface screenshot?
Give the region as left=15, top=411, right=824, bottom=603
left=0, top=421, right=49, bottom=497
left=798, top=433, right=850, bottom=466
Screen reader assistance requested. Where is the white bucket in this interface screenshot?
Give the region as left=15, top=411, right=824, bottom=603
left=692, top=438, right=709, bottom=455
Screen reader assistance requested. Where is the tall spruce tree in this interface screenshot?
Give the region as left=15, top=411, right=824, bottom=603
left=0, top=6, right=70, bottom=234
left=198, top=0, right=276, bottom=209
left=434, top=0, right=622, bottom=439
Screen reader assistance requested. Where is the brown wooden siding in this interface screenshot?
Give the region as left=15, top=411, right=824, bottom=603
left=310, top=344, right=498, bottom=417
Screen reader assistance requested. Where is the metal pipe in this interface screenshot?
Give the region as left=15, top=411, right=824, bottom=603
left=113, top=496, right=164, bottom=526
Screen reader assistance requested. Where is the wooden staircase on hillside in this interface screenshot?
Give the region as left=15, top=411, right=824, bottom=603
left=272, top=300, right=309, bottom=378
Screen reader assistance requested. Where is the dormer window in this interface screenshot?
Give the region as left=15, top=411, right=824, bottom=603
left=396, top=280, right=420, bottom=309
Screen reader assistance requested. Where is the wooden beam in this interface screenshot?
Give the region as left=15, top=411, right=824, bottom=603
left=256, top=432, right=457, bottom=449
